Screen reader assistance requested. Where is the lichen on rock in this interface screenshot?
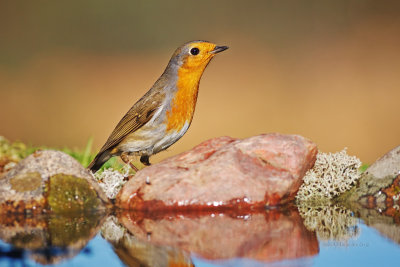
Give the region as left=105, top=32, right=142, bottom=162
left=296, top=149, right=362, bottom=203
left=9, top=172, right=42, bottom=192
left=94, top=166, right=130, bottom=199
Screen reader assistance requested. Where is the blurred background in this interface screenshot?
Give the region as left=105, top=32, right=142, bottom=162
left=0, top=0, right=399, bottom=164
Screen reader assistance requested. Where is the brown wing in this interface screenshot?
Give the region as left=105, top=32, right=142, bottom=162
left=97, top=88, right=165, bottom=155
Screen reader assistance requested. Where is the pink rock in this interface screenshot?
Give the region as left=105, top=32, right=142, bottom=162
left=117, top=133, right=317, bottom=210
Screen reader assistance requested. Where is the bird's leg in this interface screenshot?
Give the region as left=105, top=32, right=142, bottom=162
left=120, top=152, right=139, bottom=172
left=140, top=155, right=151, bottom=166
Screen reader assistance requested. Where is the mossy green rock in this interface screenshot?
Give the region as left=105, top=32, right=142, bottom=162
left=0, top=150, right=109, bottom=214
left=47, top=174, right=103, bottom=213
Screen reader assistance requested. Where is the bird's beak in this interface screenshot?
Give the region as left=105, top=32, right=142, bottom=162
left=211, top=45, right=229, bottom=54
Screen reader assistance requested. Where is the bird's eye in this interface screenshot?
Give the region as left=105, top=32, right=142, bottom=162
left=190, top=47, right=200, bottom=55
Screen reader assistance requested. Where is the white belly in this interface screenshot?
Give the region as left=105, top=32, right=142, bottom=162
left=119, top=121, right=190, bottom=156
left=153, top=121, right=190, bottom=153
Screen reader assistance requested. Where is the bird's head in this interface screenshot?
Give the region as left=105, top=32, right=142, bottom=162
left=168, top=40, right=228, bottom=72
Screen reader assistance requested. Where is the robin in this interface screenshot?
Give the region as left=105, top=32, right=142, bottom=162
left=88, top=40, right=228, bottom=173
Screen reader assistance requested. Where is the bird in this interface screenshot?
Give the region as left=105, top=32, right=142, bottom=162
left=88, top=40, right=228, bottom=173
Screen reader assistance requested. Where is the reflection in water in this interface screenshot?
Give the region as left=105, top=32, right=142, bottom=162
left=102, top=216, right=193, bottom=267
left=298, top=203, right=359, bottom=241
left=2, top=203, right=400, bottom=266
left=112, top=206, right=319, bottom=264
left=348, top=202, right=400, bottom=245
left=0, top=212, right=106, bottom=265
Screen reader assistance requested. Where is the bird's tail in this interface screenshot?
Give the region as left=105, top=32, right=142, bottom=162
left=87, top=150, right=112, bottom=173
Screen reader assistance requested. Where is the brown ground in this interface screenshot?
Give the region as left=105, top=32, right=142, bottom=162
left=1, top=11, right=399, bottom=164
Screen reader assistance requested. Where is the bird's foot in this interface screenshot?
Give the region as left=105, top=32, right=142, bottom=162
left=140, top=155, right=151, bottom=166
left=120, top=153, right=139, bottom=172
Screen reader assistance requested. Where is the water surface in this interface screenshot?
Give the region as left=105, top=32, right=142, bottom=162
left=1, top=203, right=399, bottom=266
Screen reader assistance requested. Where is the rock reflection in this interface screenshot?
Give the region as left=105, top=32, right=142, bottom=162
left=110, top=206, right=318, bottom=264
left=297, top=196, right=400, bottom=246
left=102, top=216, right=193, bottom=267
left=347, top=202, right=400, bottom=245
left=0, top=211, right=106, bottom=265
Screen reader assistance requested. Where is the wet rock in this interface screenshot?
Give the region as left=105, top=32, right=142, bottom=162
left=117, top=134, right=317, bottom=211
left=0, top=150, right=109, bottom=213
left=117, top=207, right=318, bottom=262
left=338, top=145, right=400, bottom=207
left=366, top=145, right=400, bottom=179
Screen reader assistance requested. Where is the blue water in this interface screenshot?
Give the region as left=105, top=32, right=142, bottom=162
left=1, top=212, right=399, bottom=267
left=314, top=223, right=400, bottom=267
left=190, top=223, right=400, bottom=267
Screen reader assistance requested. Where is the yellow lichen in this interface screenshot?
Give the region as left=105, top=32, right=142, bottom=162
left=10, top=172, right=42, bottom=192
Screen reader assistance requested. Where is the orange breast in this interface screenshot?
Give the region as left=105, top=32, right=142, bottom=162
left=165, top=66, right=203, bottom=132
